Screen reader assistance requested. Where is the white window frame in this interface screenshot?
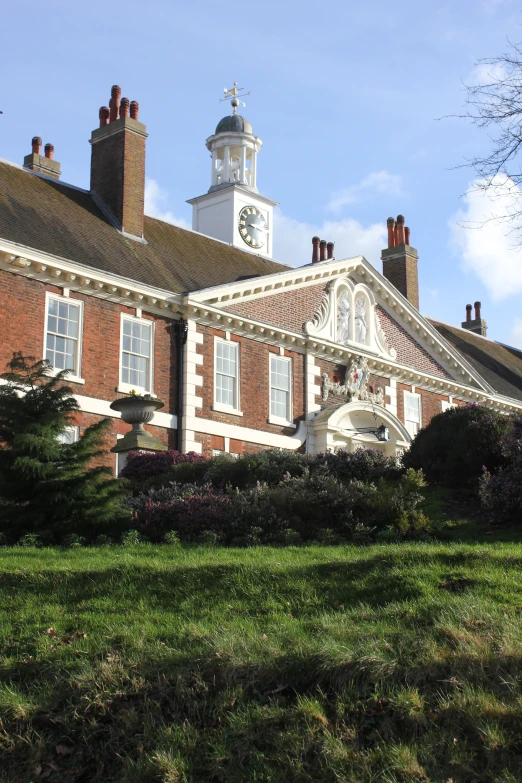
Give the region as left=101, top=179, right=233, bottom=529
left=118, top=313, right=155, bottom=395
left=268, top=354, right=294, bottom=426
left=56, top=425, right=80, bottom=445
left=43, top=292, right=85, bottom=384
left=212, top=337, right=242, bottom=416
left=441, top=401, right=457, bottom=412
left=404, top=391, right=422, bottom=438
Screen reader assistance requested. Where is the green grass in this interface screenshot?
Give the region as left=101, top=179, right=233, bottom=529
left=2, top=541, right=522, bottom=781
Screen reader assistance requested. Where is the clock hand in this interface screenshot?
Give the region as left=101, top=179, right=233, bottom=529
left=246, top=222, right=263, bottom=233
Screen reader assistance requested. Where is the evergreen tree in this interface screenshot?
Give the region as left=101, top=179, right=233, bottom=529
left=0, top=353, right=128, bottom=539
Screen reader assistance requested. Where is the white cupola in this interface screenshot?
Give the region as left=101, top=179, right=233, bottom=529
left=188, top=84, right=278, bottom=258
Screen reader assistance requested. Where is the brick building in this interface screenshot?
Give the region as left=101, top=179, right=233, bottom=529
left=2, top=83, right=522, bottom=470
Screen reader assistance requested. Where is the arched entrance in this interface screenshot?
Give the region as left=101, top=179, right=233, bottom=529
left=311, top=401, right=411, bottom=455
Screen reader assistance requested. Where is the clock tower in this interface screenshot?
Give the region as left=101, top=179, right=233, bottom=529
left=188, top=84, right=278, bottom=258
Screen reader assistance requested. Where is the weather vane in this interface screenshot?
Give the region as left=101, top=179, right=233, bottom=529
left=220, top=82, right=250, bottom=115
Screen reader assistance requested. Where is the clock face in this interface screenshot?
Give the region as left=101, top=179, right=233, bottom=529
left=238, top=205, right=268, bottom=249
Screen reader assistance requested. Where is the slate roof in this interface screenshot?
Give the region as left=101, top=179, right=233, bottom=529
left=430, top=320, right=522, bottom=402
left=0, top=161, right=288, bottom=293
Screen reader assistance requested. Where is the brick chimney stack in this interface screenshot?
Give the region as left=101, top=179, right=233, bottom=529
left=381, top=215, right=419, bottom=309
left=461, top=301, right=487, bottom=337
left=90, top=84, right=148, bottom=239
left=23, top=136, right=61, bottom=179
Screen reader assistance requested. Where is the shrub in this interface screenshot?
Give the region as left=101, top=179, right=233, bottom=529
left=479, top=415, right=522, bottom=524
left=120, top=529, right=144, bottom=545
left=61, top=533, right=86, bottom=549
left=403, top=404, right=511, bottom=492
left=138, top=485, right=232, bottom=543
left=321, top=448, right=402, bottom=484
left=120, top=450, right=206, bottom=484
left=203, top=449, right=312, bottom=490
left=0, top=354, right=128, bottom=538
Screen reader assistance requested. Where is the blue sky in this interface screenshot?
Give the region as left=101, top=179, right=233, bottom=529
left=3, top=0, right=522, bottom=346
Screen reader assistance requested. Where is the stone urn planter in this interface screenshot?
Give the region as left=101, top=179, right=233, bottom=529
left=110, top=394, right=167, bottom=459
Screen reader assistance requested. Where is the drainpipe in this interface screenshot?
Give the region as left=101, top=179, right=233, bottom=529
left=171, top=318, right=188, bottom=452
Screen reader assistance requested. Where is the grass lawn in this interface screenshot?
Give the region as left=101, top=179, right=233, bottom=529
left=2, top=540, right=522, bottom=782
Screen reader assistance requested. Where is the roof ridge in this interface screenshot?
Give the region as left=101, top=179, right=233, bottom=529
left=0, top=158, right=89, bottom=194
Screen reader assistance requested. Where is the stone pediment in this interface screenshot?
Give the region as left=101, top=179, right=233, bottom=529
left=304, top=277, right=397, bottom=360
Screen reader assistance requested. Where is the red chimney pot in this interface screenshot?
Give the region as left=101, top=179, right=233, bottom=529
left=327, top=241, right=334, bottom=259
left=474, top=301, right=481, bottom=320
left=31, top=136, right=42, bottom=155
left=396, top=214, right=405, bottom=245
left=44, top=143, right=54, bottom=160
left=120, top=97, right=130, bottom=118
left=109, top=85, right=121, bottom=122
left=466, top=304, right=472, bottom=322
left=312, top=236, right=320, bottom=263
left=387, top=217, right=395, bottom=248
left=405, top=226, right=410, bottom=245
left=320, top=239, right=327, bottom=262
left=130, top=100, right=139, bottom=120
left=99, top=106, right=110, bottom=127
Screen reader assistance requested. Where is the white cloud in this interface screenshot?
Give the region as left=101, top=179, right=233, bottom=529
left=468, top=61, right=507, bottom=86
left=509, top=318, right=522, bottom=349
left=144, top=178, right=190, bottom=229
left=273, top=210, right=387, bottom=268
left=327, top=171, right=403, bottom=213
left=450, top=175, right=522, bottom=301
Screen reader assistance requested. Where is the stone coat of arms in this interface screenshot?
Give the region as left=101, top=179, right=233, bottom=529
left=322, top=356, right=384, bottom=406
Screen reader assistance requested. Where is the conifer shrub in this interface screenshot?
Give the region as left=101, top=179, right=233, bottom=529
left=403, top=403, right=511, bottom=492
left=0, top=353, right=128, bottom=540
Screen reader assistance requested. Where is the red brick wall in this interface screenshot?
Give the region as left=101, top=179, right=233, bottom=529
left=0, top=270, right=176, bottom=413
left=223, top=284, right=328, bottom=332
left=377, top=306, right=450, bottom=379
left=396, top=382, right=452, bottom=428
left=196, top=432, right=270, bottom=458
left=195, top=324, right=305, bottom=433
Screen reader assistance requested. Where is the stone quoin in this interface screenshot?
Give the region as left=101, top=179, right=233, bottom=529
left=1, top=82, right=522, bottom=471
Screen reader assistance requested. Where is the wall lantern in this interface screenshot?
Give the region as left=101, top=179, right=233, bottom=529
left=344, top=423, right=390, bottom=442
left=376, top=424, right=389, bottom=442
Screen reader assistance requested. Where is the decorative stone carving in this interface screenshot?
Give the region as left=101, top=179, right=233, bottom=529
left=354, top=296, right=367, bottom=344
left=337, top=290, right=351, bottom=343
left=322, top=355, right=385, bottom=406
left=305, top=278, right=396, bottom=359
left=375, top=309, right=397, bottom=359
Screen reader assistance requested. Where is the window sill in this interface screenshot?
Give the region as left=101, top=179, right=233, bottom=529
left=50, top=371, right=85, bottom=385
left=212, top=403, right=243, bottom=417
left=268, top=416, right=296, bottom=428
left=116, top=385, right=156, bottom=397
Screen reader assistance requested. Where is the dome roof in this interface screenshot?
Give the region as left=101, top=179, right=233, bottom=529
left=215, top=114, right=253, bottom=135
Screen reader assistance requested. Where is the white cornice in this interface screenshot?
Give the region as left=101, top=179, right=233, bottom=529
left=189, top=256, right=362, bottom=304
left=0, top=239, right=183, bottom=317
left=183, top=297, right=514, bottom=407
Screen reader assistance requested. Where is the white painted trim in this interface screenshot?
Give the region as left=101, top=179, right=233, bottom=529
left=214, top=335, right=241, bottom=414
left=44, top=291, right=85, bottom=381
left=0, top=238, right=182, bottom=318
left=119, top=312, right=155, bottom=394
left=212, top=403, right=244, bottom=416
left=269, top=353, right=293, bottom=425
left=183, top=321, right=204, bottom=453
left=189, top=415, right=308, bottom=450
